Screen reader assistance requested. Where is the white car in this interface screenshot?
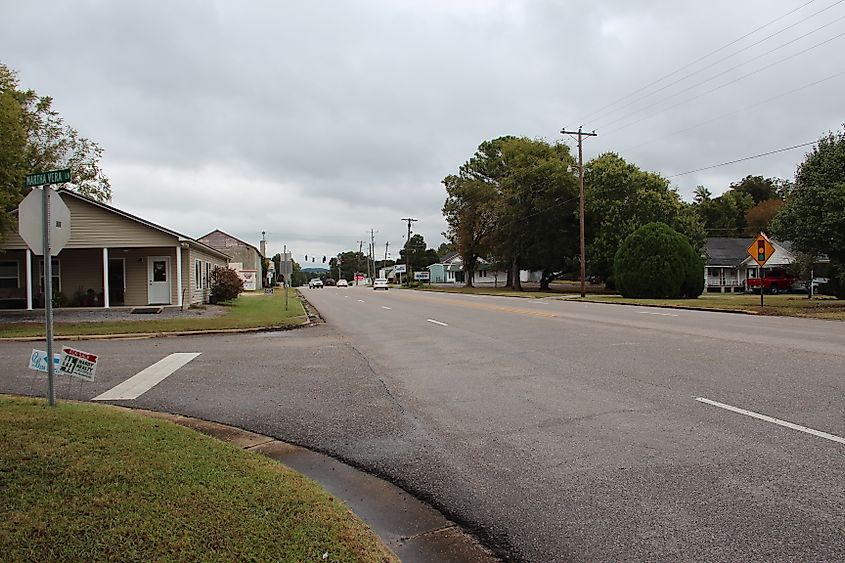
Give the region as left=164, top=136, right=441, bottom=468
left=336, top=279, right=348, bottom=287
left=373, top=278, right=389, bottom=290
left=309, top=279, right=323, bottom=289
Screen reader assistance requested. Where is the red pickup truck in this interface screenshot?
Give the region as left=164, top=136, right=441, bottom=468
left=746, top=268, right=799, bottom=294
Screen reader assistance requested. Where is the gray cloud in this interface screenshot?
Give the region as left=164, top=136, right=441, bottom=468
left=3, top=0, right=844, bottom=260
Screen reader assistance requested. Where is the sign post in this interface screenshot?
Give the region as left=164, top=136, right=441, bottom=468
left=22, top=169, right=72, bottom=406
left=747, top=233, right=775, bottom=308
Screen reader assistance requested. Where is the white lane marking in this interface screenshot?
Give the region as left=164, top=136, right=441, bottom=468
left=696, top=397, right=845, bottom=446
left=427, top=319, right=448, bottom=327
left=92, top=353, right=201, bottom=401
left=638, top=311, right=679, bottom=317
left=358, top=299, right=366, bottom=303
left=382, top=306, right=391, bottom=310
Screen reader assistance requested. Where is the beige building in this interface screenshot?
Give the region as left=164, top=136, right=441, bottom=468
left=0, top=188, right=230, bottom=310
left=197, top=230, right=265, bottom=290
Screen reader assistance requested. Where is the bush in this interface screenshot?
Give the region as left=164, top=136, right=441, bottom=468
left=210, top=267, right=244, bottom=303
left=614, top=222, right=704, bottom=299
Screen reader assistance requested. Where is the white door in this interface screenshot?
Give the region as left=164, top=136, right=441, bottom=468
left=147, top=256, right=171, bottom=304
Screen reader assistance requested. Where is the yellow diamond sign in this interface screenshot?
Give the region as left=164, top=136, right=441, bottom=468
left=747, top=233, right=775, bottom=267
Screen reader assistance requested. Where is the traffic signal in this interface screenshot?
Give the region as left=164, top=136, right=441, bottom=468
left=757, top=240, right=765, bottom=262
left=305, top=254, right=308, bottom=262
left=322, top=256, right=326, bottom=263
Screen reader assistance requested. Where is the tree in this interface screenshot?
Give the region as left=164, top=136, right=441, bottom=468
left=614, top=222, right=704, bottom=299
left=730, top=175, right=782, bottom=205
left=436, top=241, right=456, bottom=258
left=1, top=63, right=111, bottom=239
left=584, top=152, right=704, bottom=283
left=210, top=266, right=245, bottom=303
left=744, top=199, right=783, bottom=235
left=771, top=128, right=845, bottom=297
left=399, top=234, right=438, bottom=272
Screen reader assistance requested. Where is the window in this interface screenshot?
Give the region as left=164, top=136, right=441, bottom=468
left=195, top=259, right=202, bottom=289
left=38, top=259, right=60, bottom=292
left=0, top=261, right=19, bottom=289
left=205, top=262, right=211, bottom=289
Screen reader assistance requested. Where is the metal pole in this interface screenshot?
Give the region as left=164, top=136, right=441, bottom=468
left=284, top=244, right=289, bottom=311
left=42, top=186, right=56, bottom=406
left=760, top=265, right=764, bottom=307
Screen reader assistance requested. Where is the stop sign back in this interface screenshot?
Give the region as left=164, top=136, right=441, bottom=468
left=18, top=188, right=72, bottom=256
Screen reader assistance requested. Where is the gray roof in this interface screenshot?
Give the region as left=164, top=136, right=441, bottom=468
left=439, top=250, right=460, bottom=264
left=706, top=237, right=752, bottom=267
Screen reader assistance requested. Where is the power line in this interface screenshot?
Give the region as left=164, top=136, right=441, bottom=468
left=575, top=0, right=822, bottom=124
left=602, top=28, right=845, bottom=135
left=666, top=140, right=816, bottom=179
left=618, top=69, right=845, bottom=153
left=590, top=0, right=845, bottom=129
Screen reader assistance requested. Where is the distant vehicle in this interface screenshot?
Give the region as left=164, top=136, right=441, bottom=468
left=309, top=279, right=324, bottom=289
left=323, top=278, right=336, bottom=286
left=336, top=279, right=348, bottom=287
left=373, top=278, right=389, bottom=290
left=745, top=268, right=799, bottom=294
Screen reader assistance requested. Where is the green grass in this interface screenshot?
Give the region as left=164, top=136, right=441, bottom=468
left=0, top=289, right=307, bottom=338
left=0, top=396, right=397, bottom=563
left=579, top=293, right=845, bottom=320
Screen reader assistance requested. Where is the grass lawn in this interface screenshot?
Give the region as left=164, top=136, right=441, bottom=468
left=0, top=288, right=307, bottom=338
left=0, top=396, right=397, bottom=562
left=579, top=293, right=845, bottom=320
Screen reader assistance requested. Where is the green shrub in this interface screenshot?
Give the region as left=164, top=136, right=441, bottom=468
left=614, top=222, right=704, bottom=299
left=210, top=266, right=244, bottom=303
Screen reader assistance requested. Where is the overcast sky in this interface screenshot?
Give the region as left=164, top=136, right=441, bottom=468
left=3, top=1, right=844, bottom=262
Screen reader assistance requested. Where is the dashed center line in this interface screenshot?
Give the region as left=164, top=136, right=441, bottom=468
left=382, top=306, right=391, bottom=310
left=696, top=397, right=845, bottom=446
left=427, top=319, right=448, bottom=327
left=638, top=311, right=679, bottom=317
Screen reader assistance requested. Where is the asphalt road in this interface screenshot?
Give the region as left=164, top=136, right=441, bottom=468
left=2, top=288, right=844, bottom=562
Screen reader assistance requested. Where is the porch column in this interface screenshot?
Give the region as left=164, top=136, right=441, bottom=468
left=26, top=249, right=33, bottom=310
left=176, top=244, right=183, bottom=308
left=102, top=248, right=110, bottom=308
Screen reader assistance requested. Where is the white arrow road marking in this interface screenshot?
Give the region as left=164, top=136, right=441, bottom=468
left=427, top=319, right=448, bottom=327
left=638, top=311, right=679, bottom=317
left=92, top=353, right=201, bottom=401
left=382, top=306, right=391, bottom=310
left=696, top=397, right=845, bottom=446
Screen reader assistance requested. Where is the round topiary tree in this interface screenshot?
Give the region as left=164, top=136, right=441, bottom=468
left=614, top=222, right=704, bottom=299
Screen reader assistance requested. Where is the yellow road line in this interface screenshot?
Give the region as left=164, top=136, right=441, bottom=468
left=395, top=292, right=558, bottom=319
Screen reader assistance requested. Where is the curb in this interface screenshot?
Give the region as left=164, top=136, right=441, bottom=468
left=575, top=298, right=761, bottom=315
left=0, top=319, right=311, bottom=343
left=105, top=405, right=500, bottom=563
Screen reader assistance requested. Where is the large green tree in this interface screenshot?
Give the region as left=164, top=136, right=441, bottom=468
left=1, top=63, right=111, bottom=238
left=771, top=129, right=845, bottom=297
left=398, top=234, right=438, bottom=273
left=584, top=152, right=705, bottom=282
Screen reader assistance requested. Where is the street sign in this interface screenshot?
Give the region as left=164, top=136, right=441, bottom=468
left=25, top=168, right=71, bottom=187
left=28, top=349, right=61, bottom=373
left=59, top=347, right=98, bottom=381
left=394, top=264, right=407, bottom=273
left=18, top=188, right=72, bottom=256
left=747, top=233, right=775, bottom=267
left=414, top=271, right=430, bottom=281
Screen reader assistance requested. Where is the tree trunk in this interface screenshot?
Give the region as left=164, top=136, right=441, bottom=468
left=512, top=257, right=522, bottom=291
left=505, top=267, right=513, bottom=289
left=539, top=270, right=551, bottom=291
left=464, top=269, right=474, bottom=288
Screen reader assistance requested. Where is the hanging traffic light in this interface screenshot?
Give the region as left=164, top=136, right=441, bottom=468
left=322, top=256, right=326, bottom=263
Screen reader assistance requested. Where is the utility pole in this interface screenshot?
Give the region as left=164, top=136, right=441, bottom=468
left=401, top=218, right=417, bottom=286
left=357, top=240, right=364, bottom=285
left=370, top=228, right=376, bottom=280
left=561, top=126, right=597, bottom=298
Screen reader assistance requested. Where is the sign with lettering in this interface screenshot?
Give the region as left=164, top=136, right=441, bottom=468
left=394, top=264, right=407, bottom=273
left=59, top=347, right=98, bottom=381
left=414, top=271, right=430, bottom=281
left=28, top=349, right=61, bottom=373
left=26, top=169, right=71, bottom=187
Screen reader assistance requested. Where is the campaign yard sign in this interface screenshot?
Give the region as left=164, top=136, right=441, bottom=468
left=59, top=347, right=98, bottom=381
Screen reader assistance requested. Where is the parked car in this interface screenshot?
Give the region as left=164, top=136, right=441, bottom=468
left=308, top=279, right=323, bottom=289
left=373, top=278, right=389, bottom=290
left=336, top=279, right=348, bottom=287
left=745, top=268, right=798, bottom=294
